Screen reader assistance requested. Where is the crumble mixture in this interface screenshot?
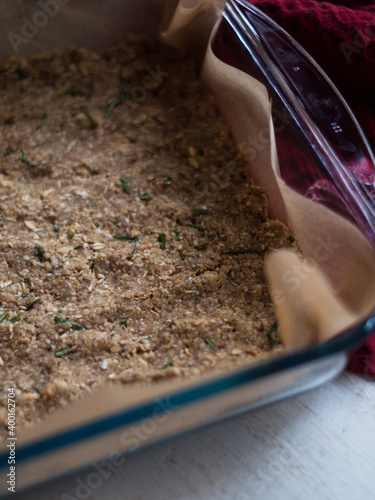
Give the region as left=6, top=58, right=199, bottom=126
left=0, top=36, right=296, bottom=433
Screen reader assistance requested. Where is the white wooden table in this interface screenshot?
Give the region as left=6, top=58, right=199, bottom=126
left=14, top=371, right=375, bottom=500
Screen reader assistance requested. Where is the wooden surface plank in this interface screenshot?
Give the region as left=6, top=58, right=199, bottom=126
left=14, top=372, right=375, bottom=500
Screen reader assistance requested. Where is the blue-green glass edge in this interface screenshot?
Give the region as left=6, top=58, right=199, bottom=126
left=0, top=308, right=374, bottom=469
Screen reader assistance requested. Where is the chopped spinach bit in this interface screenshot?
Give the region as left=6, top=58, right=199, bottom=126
left=172, top=229, right=180, bottom=241
left=157, top=233, right=166, bottom=250
left=90, top=262, right=95, bottom=272
left=120, top=178, right=131, bottom=194
left=205, top=338, right=218, bottom=351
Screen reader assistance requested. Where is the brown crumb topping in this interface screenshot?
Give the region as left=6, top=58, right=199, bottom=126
left=0, top=37, right=296, bottom=434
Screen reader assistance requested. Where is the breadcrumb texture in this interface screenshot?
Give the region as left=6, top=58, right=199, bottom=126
left=0, top=37, right=296, bottom=435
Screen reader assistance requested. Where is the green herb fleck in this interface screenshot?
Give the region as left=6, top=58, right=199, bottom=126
left=157, top=233, right=166, bottom=250
left=8, top=317, right=20, bottom=324
left=178, top=250, right=185, bottom=261
left=222, top=249, right=260, bottom=255
left=0, top=310, right=9, bottom=323
left=205, top=338, right=218, bottom=351
left=66, top=89, right=85, bottom=97
left=121, top=317, right=128, bottom=329
left=163, top=176, right=172, bottom=182
left=36, top=113, right=47, bottom=130
left=194, top=241, right=209, bottom=250
left=160, top=361, right=174, bottom=369
left=86, top=82, right=94, bottom=101
left=137, top=190, right=153, bottom=202
left=90, top=262, right=95, bottom=272
left=82, top=108, right=98, bottom=129
left=55, top=347, right=75, bottom=357
left=120, top=178, right=131, bottom=194
left=82, top=163, right=101, bottom=176
left=105, top=82, right=130, bottom=118
left=25, top=298, right=40, bottom=312
left=18, top=149, right=31, bottom=165
left=73, top=245, right=83, bottom=250
left=54, top=226, right=60, bottom=233
left=169, top=320, right=176, bottom=328
left=172, top=229, right=180, bottom=241
left=33, top=386, right=41, bottom=394
left=34, top=245, right=46, bottom=262
left=114, top=235, right=139, bottom=243
left=3, top=148, right=15, bottom=157
left=54, top=316, right=85, bottom=330
left=187, top=224, right=205, bottom=232
left=70, top=323, right=85, bottom=331
left=191, top=208, right=213, bottom=216
left=268, top=321, right=279, bottom=347
left=54, top=316, right=69, bottom=324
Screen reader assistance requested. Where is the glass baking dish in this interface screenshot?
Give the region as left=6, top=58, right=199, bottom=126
left=0, top=2, right=374, bottom=496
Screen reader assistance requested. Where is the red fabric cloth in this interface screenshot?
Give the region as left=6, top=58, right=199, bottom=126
left=246, top=0, right=375, bottom=376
